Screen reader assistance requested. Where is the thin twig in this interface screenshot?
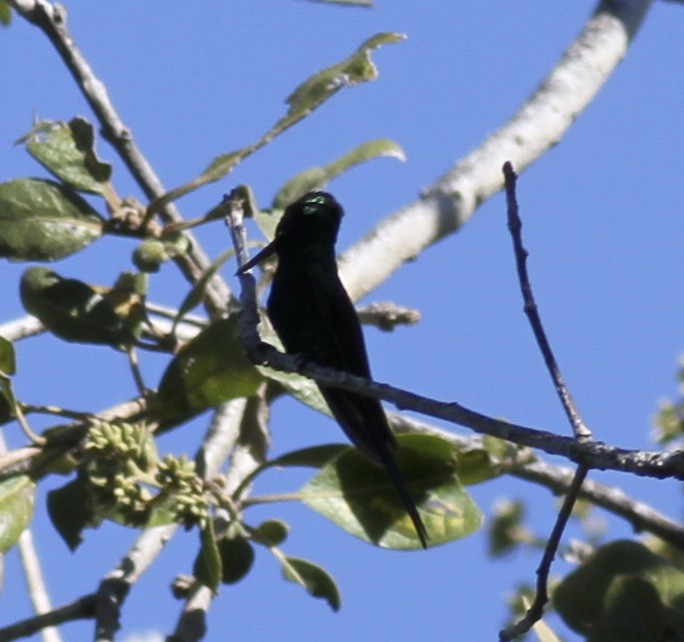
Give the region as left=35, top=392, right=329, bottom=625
left=168, top=584, right=210, bottom=642
left=503, top=161, right=590, bottom=441
left=499, top=466, right=588, bottom=641
left=17, top=530, right=62, bottom=642
left=241, top=325, right=684, bottom=479
left=0, top=315, right=44, bottom=341
left=508, top=459, right=684, bottom=550
left=170, top=394, right=269, bottom=637
left=0, top=434, right=59, bottom=642
left=93, top=524, right=178, bottom=642
left=500, top=162, right=591, bottom=638
left=222, top=190, right=269, bottom=363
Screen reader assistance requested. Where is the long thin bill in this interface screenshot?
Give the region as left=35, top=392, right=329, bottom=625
left=236, top=239, right=279, bottom=275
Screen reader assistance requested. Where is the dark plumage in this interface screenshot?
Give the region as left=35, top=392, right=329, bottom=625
left=238, top=191, right=428, bottom=548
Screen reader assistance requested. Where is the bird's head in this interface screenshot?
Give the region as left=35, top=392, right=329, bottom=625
left=237, top=191, right=343, bottom=273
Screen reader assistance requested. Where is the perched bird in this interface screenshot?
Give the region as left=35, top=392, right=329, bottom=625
left=238, top=191, right=428, bottom=548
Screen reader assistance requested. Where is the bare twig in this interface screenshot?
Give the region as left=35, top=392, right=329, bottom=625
left=168, top=584, right=210, bottom=642
left=237, top=319, right=684, bottom=479
left=94, top=524, right=178, bottom=642
left=503, top=162, right=590, bottom=441
left=500, top=162, right=591, bottom=638
left=500, top=467, right=588, bottom=641
left=0, top=315, right=44, bottom=341
left=170, top=392, right=270, bottom=637
left=508, top=459, right=684, bottom=550
left=17, top=530, right=62, bottom=642
left=0, top=434, right=59, bottom=642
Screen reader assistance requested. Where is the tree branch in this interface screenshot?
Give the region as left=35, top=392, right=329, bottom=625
left=500, top=467, right=588, bottom=641
left=93, top=395, right=255, bottom=639
left=503, top=162, right=590, bottom=441
left=9, top=0, right=231, bottom=313
left=17, top=530, right=62, bottom=642
left=231, top=277, right=684, bottom=479
left=337, top=0, right=652, bottom=302
left=0, top=594, right=96, bottom=642
left=509, top=459, right=684, bottom=550
left=355, top=301, right=421, bottom=331
left=226, top=184, right=683, bottom=480
left=390, top=414, right=684, bottom=550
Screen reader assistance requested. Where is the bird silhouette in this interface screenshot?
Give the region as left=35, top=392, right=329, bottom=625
left=238, top=191, right=428, bottom=547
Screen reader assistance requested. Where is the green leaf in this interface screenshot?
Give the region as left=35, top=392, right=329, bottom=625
left=152, top=316, right=264, bottom=419
left=217, top=535, right=255, bottom=584
left=488, top=499, right=525, bottom=556
left=149, top=33, right=404, bottom=211
left=553, top=540, right=684, bottom=640
left=0, top=476, right=35, bottom=553
left=20, top=267, right=143, bottom=349
left=270, top=444, right=349, bottom=469
left=258, top=360, right=331, bottom=418
left=0, top=0, right=10, bottom=26
left=280, top=555, right=341, bottom=611
left=20, top=118, right=112, bottom=194
left=300, top=433, right=483, bottom=550
left=285, top=32, right=404, bottom=119
left=0, top=387, right=12, bottom=425
left=272, top=138, right=406, bottom=210
left=253, top=209, right=282, bottom=243
left=596, top=576, right=668, bottom=642
left=0, top=336, right=16, bottom=376
left=0, top=178, right=104, bottom=261
left=47, top=475, right=98, bottom=551
left=193, top=521, right=221, bottom=592
left=442, top=438, right=503, bottom=486
left=251, top=519, right=290, bottom=547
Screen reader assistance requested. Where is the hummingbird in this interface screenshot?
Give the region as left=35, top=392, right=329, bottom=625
left=237, top=191, right=428, bottom=548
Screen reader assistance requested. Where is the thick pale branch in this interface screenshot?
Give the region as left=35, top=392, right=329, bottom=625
left=338, top=0, right=652, bottom=301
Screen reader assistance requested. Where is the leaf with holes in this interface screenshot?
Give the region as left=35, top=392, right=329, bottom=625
left=21, top=118, right=112, bottom=194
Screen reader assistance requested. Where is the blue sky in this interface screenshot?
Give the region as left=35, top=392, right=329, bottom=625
left=1, top=2, right=682, bottom=640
